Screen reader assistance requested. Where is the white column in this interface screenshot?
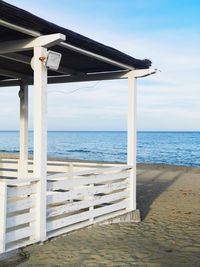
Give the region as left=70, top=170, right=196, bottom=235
left=18, top=83, right=28, bottom=179
left=127, top=76, right=137, bottom=211
left=33, top=46, right=48, bottom=242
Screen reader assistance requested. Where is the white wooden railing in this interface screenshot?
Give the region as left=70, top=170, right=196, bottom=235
left=46, top=166, right=131, bottom=238
left=0, top=158, right=120, bottom=178
left=0, top=159, right=132, bottom=254
left=0, top=178, right=39, bottom=253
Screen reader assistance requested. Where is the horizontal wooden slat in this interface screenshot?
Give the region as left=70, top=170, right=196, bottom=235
left=3, top=178, right=39, bottom=185
left=7, top=184, right=36, bottom=198
left=0, top=158, right=122, bottom=167
left=93, top=200, right=128, bottom=219
left=47, top=199, right=128, bottom=232
left=47, top=190, right=128, bottom=218
left=46, top=160, right=116, bottom=167
left=5, top=239, right=37, bottom=253
left=47, top=180, right=129, bottom=205
left=0, top=163, right=18, bottom=169
left=47, top=165, right=69, bottom=172
left=27, top=164, right=70, bottom=173
left=48, top=210, right=129, bottom=239
left=47, top=220, right=92, bottom=239
left=48, top=166, right=132, bottom=180
left=0, top=159, right=18, bottom=163
left=6, top=226, right=33, bottom=243
left=28, top=159, right=116, bottom=167
left=47, top=169, right=98, bottom=180
left=48, top=171, right=129, bottom=191
left=0, top=171, right=18, bottom=178
left=7, top=211, right=35, bottom=228
left=7, top=198, right=34, bottom=213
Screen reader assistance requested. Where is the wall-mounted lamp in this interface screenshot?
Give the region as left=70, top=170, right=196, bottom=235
left=30, top=50, right=62, bottom=71
left=45, top=50, right=62, bottom=70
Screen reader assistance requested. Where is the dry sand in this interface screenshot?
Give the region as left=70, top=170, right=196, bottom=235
left=0, top=163, right=200, bottom=267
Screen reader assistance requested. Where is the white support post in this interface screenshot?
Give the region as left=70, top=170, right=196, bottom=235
left=0, top=182, right=7, bottom=253
left=33, top=46, right=48, bottom=242
left=127, top=76, right=137, bottom=211
left=18, top=83, right=28, bottom=179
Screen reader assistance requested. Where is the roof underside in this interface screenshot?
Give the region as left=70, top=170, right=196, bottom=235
left=0, top=0, right=152, bottom=85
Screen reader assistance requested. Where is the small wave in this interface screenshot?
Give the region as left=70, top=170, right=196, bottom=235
left=67, top=149, right=91, bottom=153
left=0, top=149, right=20, bottom=153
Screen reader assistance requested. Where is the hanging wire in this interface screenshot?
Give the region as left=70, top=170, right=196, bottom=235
left=48, top=81, right=101, bottom=95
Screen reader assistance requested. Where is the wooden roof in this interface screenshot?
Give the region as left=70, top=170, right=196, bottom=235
left=0, top=0, right=152, bottom=85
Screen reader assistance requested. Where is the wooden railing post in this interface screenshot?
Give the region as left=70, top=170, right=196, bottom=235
left=0, top=182, right=7, bottom=253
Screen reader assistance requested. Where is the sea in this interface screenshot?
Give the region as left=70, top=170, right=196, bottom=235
left=0, top=131, right=200, bottom=167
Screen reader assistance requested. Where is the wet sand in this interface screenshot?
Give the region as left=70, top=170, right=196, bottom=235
left=0, top=162, right=200, bottom=267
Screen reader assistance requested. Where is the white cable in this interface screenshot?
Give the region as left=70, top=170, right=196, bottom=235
left=48, top=81, right=100, bottom=95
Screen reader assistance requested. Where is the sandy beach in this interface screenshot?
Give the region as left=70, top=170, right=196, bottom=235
left=0, top=162, right=200, bottom=267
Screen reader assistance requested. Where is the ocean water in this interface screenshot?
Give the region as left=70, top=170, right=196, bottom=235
left=0, top=131, right=200, bottom=167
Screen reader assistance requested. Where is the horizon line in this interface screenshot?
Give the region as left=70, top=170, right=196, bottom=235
left=0, top=130, right=200, bottom=132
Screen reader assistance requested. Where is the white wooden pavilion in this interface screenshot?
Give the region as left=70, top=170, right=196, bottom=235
left=0, top=1, right=156, bottom=254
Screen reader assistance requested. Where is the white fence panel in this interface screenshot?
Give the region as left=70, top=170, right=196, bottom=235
left=0, top=179, right=39, bottom=253
left=0, top=161, right=133, bottom=254
left=47, top=180, right=129, bottom=205
left=47, top=166, right=131, bottom=237
left=47, top=190, right=128, bottom=218
left=6, top=226, right=33, bottom=243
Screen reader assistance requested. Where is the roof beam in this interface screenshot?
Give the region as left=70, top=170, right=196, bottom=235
left=0, top=68, right=31, bottom=79
left=59, top=42, right=134, bottom=71
left=0, top=33, right=66, bottom=54
left=47, top=71, right=130, bottom=84
left=0, top=68, right=157, bottom=87
left=0, top=79, right=21, bottom=87
left=0, top=53, right=31, bottom=64
left=0, top=19, right=135, bottom=71
left=57, top=67, right=80, bottom=75
left=0, top=71, right=129, bottom=87
left=0, top=17, right=155, bottom=73
left=0, top=53, right=82, bottom=75
left=47, top=68, right=157, bottom=84
left=0, top=19, right=40, bottom=37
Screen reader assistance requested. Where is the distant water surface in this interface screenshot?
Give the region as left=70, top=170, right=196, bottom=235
left=0, top=131, right=200, bottom=167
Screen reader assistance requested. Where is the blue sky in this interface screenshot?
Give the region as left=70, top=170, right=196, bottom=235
left=1, top=0, right=200, bottom=131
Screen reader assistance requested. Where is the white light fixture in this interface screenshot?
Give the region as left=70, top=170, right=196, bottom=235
left=45, top=50, right=62, bottom=70
left=30, top=50, right=62, bottom=71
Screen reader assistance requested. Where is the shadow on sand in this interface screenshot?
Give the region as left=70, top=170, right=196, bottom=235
left=136, top=167, right=183, bottom=220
